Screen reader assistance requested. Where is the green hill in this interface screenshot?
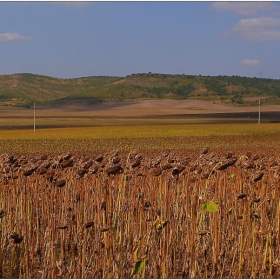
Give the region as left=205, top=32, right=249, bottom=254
left=0, top=72, right=280, bottom=107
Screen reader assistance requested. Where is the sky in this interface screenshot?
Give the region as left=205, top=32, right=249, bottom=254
left=0, top=1, right=280, bottom=79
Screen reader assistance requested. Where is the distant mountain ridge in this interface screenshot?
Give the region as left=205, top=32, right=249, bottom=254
left=0, top=72, right=280, bottom=107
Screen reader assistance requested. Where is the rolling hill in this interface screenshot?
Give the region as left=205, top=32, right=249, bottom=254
left=0, top=72, right=280, bottom=107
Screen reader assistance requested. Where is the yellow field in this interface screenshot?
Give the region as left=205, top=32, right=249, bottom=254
left=0, top=123, right=280, bottom=154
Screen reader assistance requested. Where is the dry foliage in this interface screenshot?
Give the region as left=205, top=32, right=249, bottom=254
left=0, top=149, right=280, bottom=278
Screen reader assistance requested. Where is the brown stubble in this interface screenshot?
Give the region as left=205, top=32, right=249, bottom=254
left=0, top=150, right=280, bottom=278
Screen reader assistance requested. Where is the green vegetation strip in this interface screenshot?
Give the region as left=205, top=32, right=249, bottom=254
left=1, top=73, right=280, bottom=106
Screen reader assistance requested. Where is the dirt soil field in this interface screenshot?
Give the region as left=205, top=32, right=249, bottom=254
left=45, top=99, right=280, bottom=115
left=1, top=99, right=280, bottom=128
left=2, top=99, right=280, bottom=116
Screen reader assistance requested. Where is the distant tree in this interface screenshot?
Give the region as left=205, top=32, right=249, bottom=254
left=175, top=84, right=195, bottom=98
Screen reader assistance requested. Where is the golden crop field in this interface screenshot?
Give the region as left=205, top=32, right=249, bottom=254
left=1, top=123, right=280, bottom=278
left=1, top=123, right=280, bottom=154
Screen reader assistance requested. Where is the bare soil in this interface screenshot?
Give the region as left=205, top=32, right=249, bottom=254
left=1, top=99, right=280, bottom=128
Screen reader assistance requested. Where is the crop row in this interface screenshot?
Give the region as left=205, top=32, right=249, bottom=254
left=0, top=149, right=280, bottom=278
left=1, top=133, right=280, bottom=155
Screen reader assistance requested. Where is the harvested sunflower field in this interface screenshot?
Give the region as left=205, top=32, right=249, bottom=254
left=0, top=124, right=280, bottom=278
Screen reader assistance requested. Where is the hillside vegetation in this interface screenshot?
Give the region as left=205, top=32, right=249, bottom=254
left=0, top=72, right=280, bottom=107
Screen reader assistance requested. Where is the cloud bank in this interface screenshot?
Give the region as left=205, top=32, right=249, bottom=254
left=212, top=2, right=280, bottom=42
left=212, top=2, right=276, bottom=16
left=240, top=59, right=261, bottom=66
left=232, top=17, right=280, bottom=41
left=0, top=33, right=31, bottom=42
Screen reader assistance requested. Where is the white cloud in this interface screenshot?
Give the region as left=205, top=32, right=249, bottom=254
left=0, top=32, right=31, bottom=42
left=232, top=17, right=280, bottom=31
left=240, top=29, right=280, bottom=41
left=231, top=17, right=280, bottom=41
left=212, top=2, right=276, bottom=16
left=240, top=59, right=261, bottom=66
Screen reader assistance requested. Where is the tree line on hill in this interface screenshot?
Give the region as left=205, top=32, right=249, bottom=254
left=0, top=72, right=279, bottom=107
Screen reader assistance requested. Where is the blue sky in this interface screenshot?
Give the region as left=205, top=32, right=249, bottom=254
left=0, top=1, right=280, bottom=79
